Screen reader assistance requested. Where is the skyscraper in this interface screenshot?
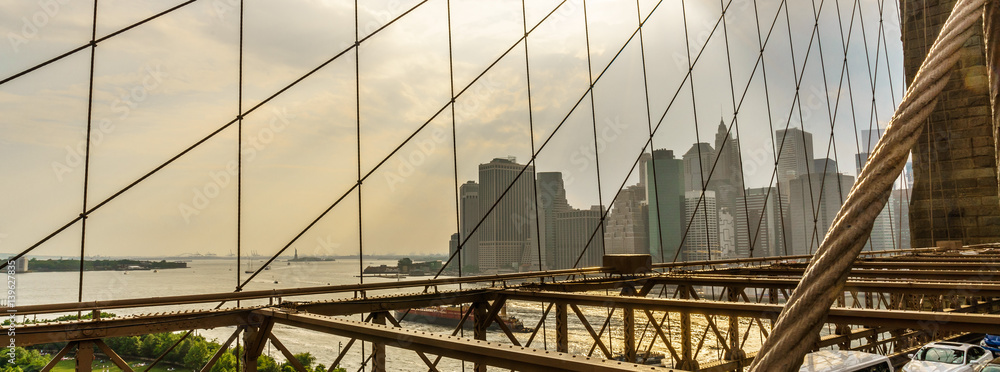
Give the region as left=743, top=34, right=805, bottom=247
left=604, top=184, right=649, bottom=255
left=684, top=190, right=719, bottom=261
left=856, top=132, right=897, bottom=252
left=647, top=149, right=685, bottom=263
left=713, top=120, right=744, bottom=258
left=787, top=160, right=854, bottom=255
left=718, top=207, right=735, bottom=259
left=775, top=128, right=815, bottom=189
left=736, top=187, right=787, bottom=257
left=555, top=206, right=605, bottom=269
left=459, top=181, right=481, bottom=270
left=638, top=153, right=652, bottom=202
left=478, top=157, right=537, bottom=272
left=536, top=172, right=569, bottom=270
left=892, top=188, right=911, bottom=249
left=683, top=143, right=716, bottom=193
left=448, top=232, right=460, bottom=264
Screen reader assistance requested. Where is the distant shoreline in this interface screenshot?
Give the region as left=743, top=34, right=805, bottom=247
left=25, top=258, right=188, bottom=272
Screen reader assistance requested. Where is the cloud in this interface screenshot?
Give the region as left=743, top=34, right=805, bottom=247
left=0, top=0, right=906, bottom=257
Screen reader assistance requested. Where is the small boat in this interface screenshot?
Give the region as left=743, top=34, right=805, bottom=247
left=395, top=305, right=527, bottom=332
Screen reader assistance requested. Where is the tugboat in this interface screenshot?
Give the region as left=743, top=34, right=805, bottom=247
left=395, top=305, right=528, bottom=332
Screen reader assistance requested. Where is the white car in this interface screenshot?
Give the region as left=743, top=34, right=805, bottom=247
left=902, top=342, right=993, bottom=372
left=799, top=350, right=894, bottom=372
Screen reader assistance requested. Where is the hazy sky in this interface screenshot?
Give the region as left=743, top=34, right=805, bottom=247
left=0, top=0, right=905, bottom=258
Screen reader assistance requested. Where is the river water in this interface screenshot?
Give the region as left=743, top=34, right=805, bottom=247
left=14, top=259, right=771, bottom=371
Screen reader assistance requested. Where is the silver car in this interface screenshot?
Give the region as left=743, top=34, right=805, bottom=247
left=902, top=342, right=993, bottom=372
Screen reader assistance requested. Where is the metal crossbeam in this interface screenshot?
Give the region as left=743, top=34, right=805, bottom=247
left=15, top=309, right=255, bottom=346
left=258, top=308, right=667, bottom=372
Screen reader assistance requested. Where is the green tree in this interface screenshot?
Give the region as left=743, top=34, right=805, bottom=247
left=293, top=352, right=315, bottom=368
left=184, top=342, right=209, bottom=368
left=258, top=355, right=281, bottom=372
left=210, top=352, right=237, bottom=372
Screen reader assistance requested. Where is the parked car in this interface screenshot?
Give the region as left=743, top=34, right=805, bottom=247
left=982, top=335, right=1000, bottom=357
left=982, top=356, right=1000, bottom=372
left=902, top=342, right=993, bottom=372
left=799, top=350, right=893, bottom=372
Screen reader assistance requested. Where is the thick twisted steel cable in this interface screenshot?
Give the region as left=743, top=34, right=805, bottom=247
left=749, top=0, right=987, bottom=370
left=987, top=1, right=1000, bottom=203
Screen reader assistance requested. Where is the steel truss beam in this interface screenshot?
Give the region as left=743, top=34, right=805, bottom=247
left=499, top=290, right=1000, bottom=334
left=525, top=275, right=1000, bottom=296
left=15, top=308, right=256, bottom=346
left=258, top=308, right=664, bottom=372
left=713, top=267, right=1000, bottom=280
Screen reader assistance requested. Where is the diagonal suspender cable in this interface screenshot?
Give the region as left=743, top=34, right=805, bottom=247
left=749, top=0, right=987, bottom=370
left=1, top=0, right=432, bottom=273
left=0, top=0, right=200, bottom=87
left=78, top=0, right=99, bottom=305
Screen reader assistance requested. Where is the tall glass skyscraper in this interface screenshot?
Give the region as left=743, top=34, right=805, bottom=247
left=646, top=149, right=684, bottom=263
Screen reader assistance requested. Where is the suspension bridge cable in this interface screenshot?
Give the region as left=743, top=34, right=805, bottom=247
left=807, top=0, right=849, bottom=255
left=719, top=0, right=756, bottom=261
left=0, top=0, right=199, bottom=86
left=988, top=0, right=1000, bottom=201
left=236, top=0, right=244, bottom=291
left=78, top=0, right=99, bottom=305
left=753, top=0, right=792, bottom=258
left=522, top=0, right=544, bottom=274
left=353, top=0, right=366, bottom=366
left=783, top=0, right=823, bottom=256
left=245, top=0, right=571, bottom=289
left=634, top=0, right=667, bottom=265
left=749, top=0, right=988, bottom=369
left=581, top=0, right=608, bottom=264
left=2, top=0, right=433, bottom=272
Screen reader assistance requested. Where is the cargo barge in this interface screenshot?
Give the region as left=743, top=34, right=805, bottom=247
left=395, top=305, right=528, bottom=332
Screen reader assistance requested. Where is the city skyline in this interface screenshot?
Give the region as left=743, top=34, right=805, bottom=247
left=1, top=0, right=906, bottom=258
left=450, top=125, right=914, bottom=272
